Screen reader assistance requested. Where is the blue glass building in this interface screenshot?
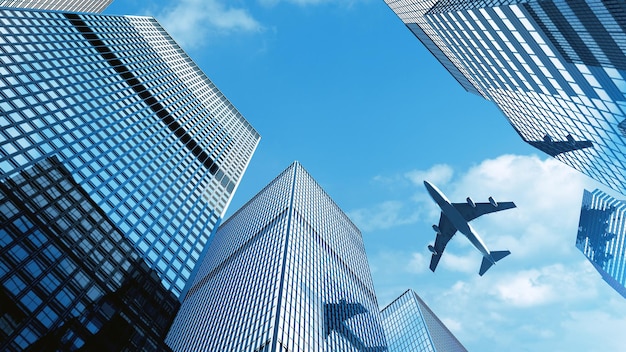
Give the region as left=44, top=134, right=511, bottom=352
left=0, top=7, right=260, bottom=297
left=0, top=156, right=180, bottom=351
left=380, top=289, right=466, bottom=352
left=386, top=0, right=626, bottom=195
left=577, top=189, right=626, bottom=298
left=166, top=162, right=388, bottom=351
left=0, top=0, right=112, bottom=12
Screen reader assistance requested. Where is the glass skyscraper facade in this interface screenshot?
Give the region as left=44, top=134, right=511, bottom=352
left=0, top=0, right=112, bottom=12
left=385, top=0, right=626, bottom=195
left=0, top=156, right=179, bottom=351
left=0, top=8, right=260, bottom=297
left=166, top=162, right=387, bottom=352
left=576, top=189, right=626, bottom=298
left=380, top=289, right=466, bottom=352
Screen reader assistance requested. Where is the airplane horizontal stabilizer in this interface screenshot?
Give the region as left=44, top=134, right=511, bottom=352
left=491, top=250, right=510, bottom=262
left=479, top=250, right=510, bottom=276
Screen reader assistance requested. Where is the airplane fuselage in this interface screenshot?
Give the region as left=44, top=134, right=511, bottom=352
left=424, top=181, right=495, bottom=264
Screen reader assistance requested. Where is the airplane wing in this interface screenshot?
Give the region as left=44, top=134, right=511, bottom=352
left=452, top=201, right=516, bottom=222
left=429, top=213, right=457, bottom=272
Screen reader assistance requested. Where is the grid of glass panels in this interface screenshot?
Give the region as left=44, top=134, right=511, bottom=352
left=385, top=0, right=626, bottom=195
left=413, top=293, right=467, bottom=352
left=576, top=189, right=626, bottom=298
left=0, top=156, right=179, bottom=351
left=380, top=289, right=466, bottom=352
left=0, top=8, right=260, bottom=296
left=381, top=290, right=435, bottom=352
left=0, top=0, right=112, bottom=12
left=166, top=162, right=387, bottom=351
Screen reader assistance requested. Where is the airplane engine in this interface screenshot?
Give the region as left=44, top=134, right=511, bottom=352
left=432, top=224, right=441, bottom=234
left=466, top=197, right=476, bottom=208
left=428, top=245, right=438, bottom=255
left=488, top=196, right=498, bottom=207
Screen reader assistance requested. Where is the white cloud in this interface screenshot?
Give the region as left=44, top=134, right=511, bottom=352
left=440, top=252, right=476, bottom=274
left=348, top=200, right=419, bottom=232
left=258, top=0, right=365, bottom=6
left=440, top=317, right=462, bottom=334
left=153, top=0, right=263, bottom=49
left=351, top=164, right=455, bottom=232
left=406, top=252, right=427, bottom=274
left=365, top=154, right=626, bottom=351
left=490, top=263, right=598, bottom=307
left=404, top=163, right=454, bottom=187
left=559, top=308, right=626, bottom=352
left=493, top=269, right=554, bottom=307
left=423, top=261, right=610, bottom=350
left=446, top=154, right=607, bottom=262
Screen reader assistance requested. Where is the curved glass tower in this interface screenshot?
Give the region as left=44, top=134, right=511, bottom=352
left=166, top=162, right=387, bottom=352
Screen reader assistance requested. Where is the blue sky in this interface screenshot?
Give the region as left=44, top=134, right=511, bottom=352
left=105, top=1, right=626, bottom=350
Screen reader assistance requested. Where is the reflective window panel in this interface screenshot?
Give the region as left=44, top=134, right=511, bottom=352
left=577, top=189, right=626, bottom=298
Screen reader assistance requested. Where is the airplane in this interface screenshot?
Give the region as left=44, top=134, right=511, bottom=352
left=525, top=133, right=593, bottom=157
left=424, top=180, right=516, bottom=276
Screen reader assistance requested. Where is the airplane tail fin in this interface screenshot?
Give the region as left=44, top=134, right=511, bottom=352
left=479, top=250, right=510, bottom=276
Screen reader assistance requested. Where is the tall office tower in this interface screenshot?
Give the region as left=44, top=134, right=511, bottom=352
left=0, top=156, right=179, bottom=351
left=385, top=0, right=626, bottom=194
left=577, top=189, right=626, bottom=299
left=0, top=8, right=260, bottom=298
left=380, top=289, right=466, bottom=352
left=0, top=0, right=112, bottom=12
left=166, top=162, right=387, bottom=352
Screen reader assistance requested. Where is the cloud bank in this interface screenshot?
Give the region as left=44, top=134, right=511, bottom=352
left=358, top=154, right=626, bottom=351
left=152, top=0, right=263, bottom=49
left=258, top=0, right=365, bottom=7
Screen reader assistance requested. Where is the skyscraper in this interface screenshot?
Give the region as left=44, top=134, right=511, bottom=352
left=165, top=162, right=388, bottom=351
left=385, top=0, right=626, bottom=195
left=0, top=0, right=112, bottom=12
left=576, top=189, right=626, bottom=298
left=380, top=289, right=466, bottom=352
left=0, top=8, right=260, bottom=297
left=1, top=156, right=179, bottom=351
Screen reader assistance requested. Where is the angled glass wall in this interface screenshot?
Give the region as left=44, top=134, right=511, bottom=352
left=0, top=157, right=179, bottom=351
left=0, top=0, right=112, bottom=12
left=0, top=8, right=260, bottom=297
left=576, top=189, right=626, bottom=298
left=385, top=0, right=626, bottom=195
left=166, top=162, right=387, bottom=352
left=380, top=289, right=466, bottom=352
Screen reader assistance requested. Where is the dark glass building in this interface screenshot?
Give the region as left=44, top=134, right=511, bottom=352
left=0, top=7, right=260, bottom=297
left=386, top=0, right=626, bottom=195
left=0, top=156, right=179, bottom=351
left=576, top=189, right=626, bottom=298
left=380, top=289, right=466, bottom=352
left=165, top=162, right=388, bottom=351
